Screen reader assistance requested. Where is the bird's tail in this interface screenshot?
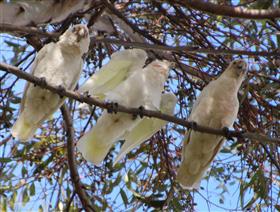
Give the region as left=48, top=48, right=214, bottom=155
left=77, top=129, right=113, bottom=165
left=176, top=134, right=225, bottom=190
left=176, top=160, right=207, bottom=190
left=11, top=113, right=37, bottom=142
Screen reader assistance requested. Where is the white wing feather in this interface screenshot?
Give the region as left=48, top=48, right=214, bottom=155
left=113, top=93, right=177, bottom=166
left=79, top=49, right=147, bottom=100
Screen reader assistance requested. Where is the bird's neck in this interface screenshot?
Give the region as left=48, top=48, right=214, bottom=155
left=216, top=74, right=244, bottom=93
left=58, top=42, right=82, bottom=56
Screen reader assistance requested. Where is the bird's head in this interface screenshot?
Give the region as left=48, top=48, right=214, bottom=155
left=59, top=24, right=90, bottom=54
left=225, top=59, right=248, bottom=79
left=149, top=59, right=171, bottom=79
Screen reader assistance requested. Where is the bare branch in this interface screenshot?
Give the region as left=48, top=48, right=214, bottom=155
left=1, top=62, right=279, bottom=145
left=1, top=24, right=278, bottom=58
left=0, top=23, right=59, bottom=38
left=60, top=105, right=95, bottom=211
left=90, top=38, right=279, bottom=57
left=177, top=0, right=280, bottom=19
left=103, top=0, right=163, bottom=44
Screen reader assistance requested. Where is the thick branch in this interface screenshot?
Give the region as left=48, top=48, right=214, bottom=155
left=1, top=62, right=279, bottom=145
left=178, top=0, right=280, bottom=19
left=61, top=105, right=94, bottom=211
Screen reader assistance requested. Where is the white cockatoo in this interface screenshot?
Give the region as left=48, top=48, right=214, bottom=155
left=113, top=92, right=177, bottom=166
left=177, top=59, right=248, bottom=189
left=77, top=60, right=171, bottom=165
left=78, top=49, right=147, bottom=101
left=11, top=24, right=90, bottom=142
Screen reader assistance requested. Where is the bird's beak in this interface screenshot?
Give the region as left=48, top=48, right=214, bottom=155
left=235, top=60, right=248, bottom=76
left=72, top=25, right=88, bottom=42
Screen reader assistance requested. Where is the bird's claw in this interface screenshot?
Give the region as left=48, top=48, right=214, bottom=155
left=222, top=127, right=233, bottom=140
left=83, top=91, right=91, bottom=98
left=189, top=121, right=197, bottom=130
left=106, top=102, right=118, bottom=114
left=37, top=77, right=47, bottom=88
left=57, top=85, right=66, bottom=98
left=132, top=105, right=145, bottom=119
left=138, top=106, right=145, bottom=118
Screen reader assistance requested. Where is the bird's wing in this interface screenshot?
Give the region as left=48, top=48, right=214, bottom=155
left=79, top=49, right=147, bottom=99
left=79, top=60, right=132, bottom=96
left=20, top=42, right=55, bottom=113
left=113, top=93, right=177, bottom=165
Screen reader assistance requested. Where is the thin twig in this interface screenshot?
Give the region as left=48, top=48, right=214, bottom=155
left=0, top=62, right=279, bottom=145
left=90, top=38, right=279, bottom=57
left=177, top=0, right=280, bottom=19
left=60, top=105, right=94, bottom=211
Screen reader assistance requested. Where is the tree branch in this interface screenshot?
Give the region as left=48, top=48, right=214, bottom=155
left=1, top=62, right=279, bottom=145
left=90, top=38, right=279, bottom=57
left=178, top=0, right=280, bottom=19
left=60, top=105, right=95, bottom=211
left=1, top=24, right=278, bottom=58
left=0, top=23, right=59, bottom=38
left=103, top=0, right=163, bottom=45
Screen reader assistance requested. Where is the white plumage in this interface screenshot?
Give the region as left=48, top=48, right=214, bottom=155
left=11, top=24, right=90, bottom=141
left=113, top=93, right=177, bottom=166
left=78, top=49, right=147, bottom=110
left=77, top=60, right=171, bottom=165
left=79, top=49, right=147, bottom=100
left=177, top=59, right=248, bottom=189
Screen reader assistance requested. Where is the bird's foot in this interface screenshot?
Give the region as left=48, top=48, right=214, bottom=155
left=83, top=91, right=90, bottom=98
left=189, top=121, right=197, bottom=130
left=106, top=102, right=118, bottom=114
left=222, top=127, right=234, bottom=140
left=57, top=85, right=66, bottom=98
left=132, top=106, right=145, bottom=119
left=37, top=77, right=47, bottom=88
left=138, top=106, right=145, bottom=118
left=112, top=103, right=118, bottom=114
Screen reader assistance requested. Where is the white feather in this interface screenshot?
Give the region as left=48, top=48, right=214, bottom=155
left=113, top=93, right=177, bottom=166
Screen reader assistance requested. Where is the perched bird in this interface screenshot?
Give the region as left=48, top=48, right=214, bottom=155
left=77, top=60, right=171, bottom=165
left=113, top=92, right=177, bottom=166
left=11, top=24, right=90, bottom=142
left=78, top=49, right=147, bottom=101
left=176, top=59, right=248, bottom=189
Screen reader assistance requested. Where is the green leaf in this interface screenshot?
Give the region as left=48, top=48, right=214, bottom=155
left=21, top=166, right=27, bottom=177
left=0, top=158, right=12, bottom=163
left=120, top=189, right=128, bottom=206
left=30, top=183, right=35, bottom=196
left=9, top=191, right=17, bottom=210
left=22, top=188, right=30, bottom=206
